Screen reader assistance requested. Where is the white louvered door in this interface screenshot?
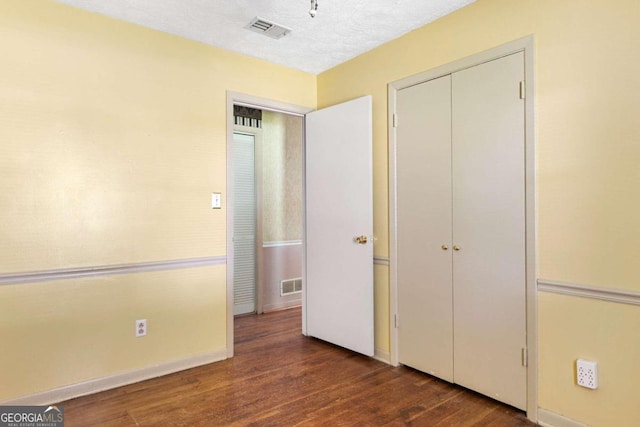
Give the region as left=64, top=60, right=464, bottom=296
left=233, top=132, right=256, bottom=315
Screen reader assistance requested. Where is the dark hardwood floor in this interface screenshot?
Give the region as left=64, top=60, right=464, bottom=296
left=62, top=307, right=535, bottom=426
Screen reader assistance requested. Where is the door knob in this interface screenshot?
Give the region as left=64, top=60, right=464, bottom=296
left=354, top=235, right=368, bottom=245
left=441, top=245, right=449, bottom=251
left=453, top=245, right=461, bottom=251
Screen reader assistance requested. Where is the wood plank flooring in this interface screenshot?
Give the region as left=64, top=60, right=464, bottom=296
left=62, top=307, right=535, bottom=426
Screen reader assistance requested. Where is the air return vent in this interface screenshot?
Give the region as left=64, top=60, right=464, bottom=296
left=246, top=17, right=291, bottom=39
left=280, top=278, right=302, bottom=296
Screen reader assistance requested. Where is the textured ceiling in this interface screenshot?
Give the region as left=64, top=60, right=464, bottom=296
left=53, top=0, right=475, bottom=75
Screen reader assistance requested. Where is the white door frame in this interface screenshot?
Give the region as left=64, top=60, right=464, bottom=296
left=388, top=36, right=537, bottom=421
left=226, top=91, right=313, bottom=357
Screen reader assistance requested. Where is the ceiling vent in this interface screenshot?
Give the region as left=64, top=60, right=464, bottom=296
left=245, top=17, right=291, bottom=39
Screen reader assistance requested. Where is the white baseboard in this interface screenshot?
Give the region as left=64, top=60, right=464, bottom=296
left=263, top=300, right=302, bottom=313
left=538, top=408, right=591, bottom=427
left=373, top=348, right=391, bottom=364
left=2, top=349, right=227, bottom=406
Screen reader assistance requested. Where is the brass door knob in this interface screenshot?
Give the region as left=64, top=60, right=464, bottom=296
left=441, top=245, right=449, bottom=251
left=354, top=235, right=368, bottom=245
left=453, top=245, right=461, bottom=251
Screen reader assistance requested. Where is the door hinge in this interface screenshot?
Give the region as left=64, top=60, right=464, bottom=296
left=394, top=314, right=399, bottom=328
left=393, top=113, right=398, bottom=128
left=521, top=347, right=528, bottom=367
left=519, top=81, right=526, bottom=100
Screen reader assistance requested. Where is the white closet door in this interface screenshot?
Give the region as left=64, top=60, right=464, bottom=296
left=233, top=132, right=256, bottom=315
left=396, top=76, right=454, bottom=381
left=452, top=52, right=526, bottom=409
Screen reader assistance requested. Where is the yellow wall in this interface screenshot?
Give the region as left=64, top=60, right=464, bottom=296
left=0, top=0, right=315, bottom=401
left=318, top=0, right=640, bottom=425
left=3, top=0, right=640, bottom=424
left=539, top=293, right=640, bottom=426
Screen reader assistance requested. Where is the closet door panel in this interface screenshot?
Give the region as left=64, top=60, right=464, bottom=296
left=396, top=75, right=453, bottom=381
left=451, top=52, right=527, bottom=409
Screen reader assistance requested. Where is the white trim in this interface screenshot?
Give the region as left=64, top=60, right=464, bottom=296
left=262, top=240, right=303, bottom=248
left=374, top=256, right=390, bottom=266
left=388, top=35, right=537, bottom=423
left=538, top=279, right=640, bottom=306
left=1, top=350, right=227, bottom=406
left=388, top=74, right=399, bottom=367
left=263, top=300, right=302, bottom=313
left=0, top=257, right=226, bottom=286
left=228, top=92, right=312, bottom=117
left=537, top=408, right=591, bottom=427
left=373, top=348, right=391, bottom=365
left=301, top=110, right=309, bottom=337
left=234, top=102, right=306, bottom=118
left=523, top=35, right=538, bottom=423
left=227, top=91, right=313, bottom=357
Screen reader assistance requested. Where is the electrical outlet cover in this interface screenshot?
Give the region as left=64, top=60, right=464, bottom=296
left=576, top=359, right=598, bottom=389
left=136, top=319, right=147, bottom=337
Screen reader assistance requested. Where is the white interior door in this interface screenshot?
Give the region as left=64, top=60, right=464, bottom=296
left=305, top=96, right=374, bottom=357
left=452, top=52, right=526, bottom=409
left=233, top=132, right=256, bottom=315
left=397, top=76, right=454, bottom=381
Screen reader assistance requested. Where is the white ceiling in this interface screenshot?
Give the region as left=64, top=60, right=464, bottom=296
left=54, top=0, right=475, bottom=75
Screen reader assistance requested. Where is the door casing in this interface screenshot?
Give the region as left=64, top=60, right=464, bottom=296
left=388, top=36, right=537, bottom=422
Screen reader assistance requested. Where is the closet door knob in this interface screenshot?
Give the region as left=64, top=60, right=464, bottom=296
left=441, top=245, right=449, bottom=251
left=453, top=245, right=461, bottom=251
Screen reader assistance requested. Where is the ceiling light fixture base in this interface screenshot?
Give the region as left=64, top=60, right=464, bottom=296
left=309, top=0, right=318, bottom=18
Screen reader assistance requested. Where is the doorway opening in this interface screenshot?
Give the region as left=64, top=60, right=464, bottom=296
left=232, top=105, right=305, bottom=318
left=226, top=93, right=315, bottom=358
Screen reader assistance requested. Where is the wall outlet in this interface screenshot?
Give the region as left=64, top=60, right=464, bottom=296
left=136, top=319, right=147, bottom=337
left=576, top=359, right=598, bottom=389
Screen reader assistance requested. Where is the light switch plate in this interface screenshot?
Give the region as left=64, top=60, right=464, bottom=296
left=211, top=193, right=221, bottom=209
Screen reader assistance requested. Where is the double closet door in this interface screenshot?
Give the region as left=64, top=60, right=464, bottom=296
left=396, top=52, right=527, bottom=410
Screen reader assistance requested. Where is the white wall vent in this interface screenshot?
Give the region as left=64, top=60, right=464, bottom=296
left=245, top=17, right=291, bottom=39
left=280, top=278, right=302, bottom=296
